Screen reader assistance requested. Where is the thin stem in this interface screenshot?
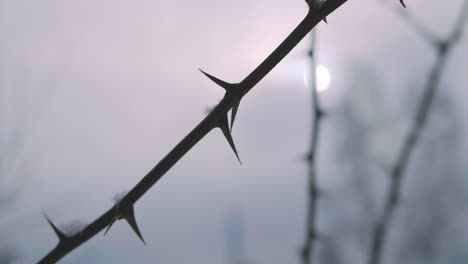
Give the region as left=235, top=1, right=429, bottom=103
left=300, top=30, right=325, bottom=264
left=368, top=3, right=468, bottom=264
left=381, top=0, right=440, bottom=45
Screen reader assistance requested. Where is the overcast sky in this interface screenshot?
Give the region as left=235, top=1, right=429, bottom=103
left=1, top=0, right=467, bottom=263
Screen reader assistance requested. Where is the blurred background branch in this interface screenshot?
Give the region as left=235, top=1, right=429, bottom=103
left=300, top=29, right=326, bottom=264
left=368, top=1, right=468, bottom=264
left=1, top=1, right=467, bottom=263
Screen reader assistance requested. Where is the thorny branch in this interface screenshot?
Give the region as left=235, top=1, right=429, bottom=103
left=37, top=1, right=354, bottom=263
left=368, top=2, right=468, bottom=264
left=300, top=30, right=326, bottom=264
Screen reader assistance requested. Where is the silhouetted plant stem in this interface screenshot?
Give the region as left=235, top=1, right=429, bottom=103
left=368, top=3, right=468, bottom=264
left=381, top=0, right=438, bottom=45
left=37, top=1, right=352, bottom=263
left=300, top=30, right=325, bottom=264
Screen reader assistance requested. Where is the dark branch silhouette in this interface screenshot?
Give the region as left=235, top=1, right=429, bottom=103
left=36, top=1, right=359, bottom=262
left=368, top=2, right=468, bottom=264
left=300, top=30, right=326, bottom=264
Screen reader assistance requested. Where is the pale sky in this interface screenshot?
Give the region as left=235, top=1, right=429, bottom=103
left=1, top=0, right=467, bottom=263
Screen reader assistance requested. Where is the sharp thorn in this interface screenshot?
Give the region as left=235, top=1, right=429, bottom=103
left=124, top=206, right=147, bottom=246
left=400, top=0, right=406, bottom=8
left=323, top=17, right=328, bottom=24
left=103, top=220, right=114, bottom=236
left=230, top=100, right=240, bottom=131
left=218, top=115, right=241, bottom=164
left=43, top=213, right=67, bottom=241
left=199, top=69, right=233, bottom=91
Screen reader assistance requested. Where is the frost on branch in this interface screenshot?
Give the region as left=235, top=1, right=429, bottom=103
left=113, top=190, right=128, bottom=204
left=60, top=220, right=88, bottom=236
left=43, top=213, right=88, bottom=240
left=306, top=0, right=326, bottom=9
left=204, top=105, right=217, bottom=116
left=104, top=191, right=146, bottom=245
left=43, top=213, right=68, bottom=241
left=305, top=0, right=328, bottom=23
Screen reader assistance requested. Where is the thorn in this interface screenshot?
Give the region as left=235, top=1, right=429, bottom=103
left=199, top=69, right=233, bottom=91
left=299, top=246, right=309, bottom=259
left=311, top=187, right=328, bottom=199
left=230, top=100, right=240, bottom=131
left=315, top=108, right=326, bottom=119
left=311, top=187, right=320, bottom=199
left=323, top=17, right=328, bottom=24
left=103, top=206, right=146, bottom=246
left=124, top=206, right=146, bottom=246
left=43, top=213, right=67, bottom=241
left=218, top=115, right=241, bottom=164
left=308, top=229, right=321, bottom=240
left=400, top=0, right=406, bottom=8
left=103, top=220, right=115, bottom=236
left=308, top=230, right=316, bottom=240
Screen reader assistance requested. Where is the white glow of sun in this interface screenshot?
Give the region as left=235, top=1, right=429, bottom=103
left=303, top=64, right=331, bottom=93
left=316, top=65, right=331, bottom=92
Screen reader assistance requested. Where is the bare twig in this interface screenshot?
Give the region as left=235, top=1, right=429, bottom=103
left=300, top=30, right=326, bottom=264
left=37, top=1, right=352, bottom=263
left=368, top=2, right=468, bottom=264
left=381, top=0, right=439, bottom=44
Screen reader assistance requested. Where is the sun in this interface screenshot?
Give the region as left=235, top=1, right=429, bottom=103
left=316, top=65, right=331, bottom=92
left=303, top=64, right=331, bottom=93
